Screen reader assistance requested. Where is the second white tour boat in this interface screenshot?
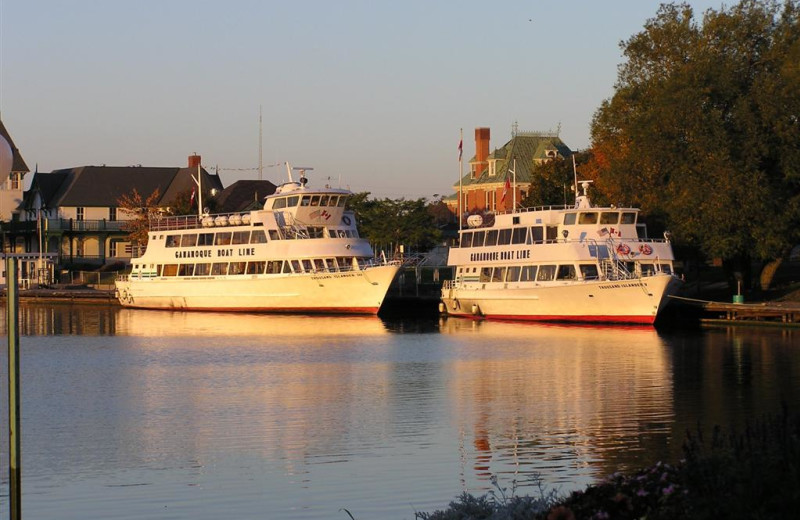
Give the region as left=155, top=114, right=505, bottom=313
left=116, top=167, right=400, bottom=314
left=441, top=181, right=682, bottom=324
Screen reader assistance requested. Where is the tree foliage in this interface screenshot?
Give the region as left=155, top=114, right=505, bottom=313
left=117, top=188, right=161, bottom=248
left=590, top=0, right=800, bottom=265
left=347, top=193, right=442, bottom=253
left=519, top=152, right=602, bottom=208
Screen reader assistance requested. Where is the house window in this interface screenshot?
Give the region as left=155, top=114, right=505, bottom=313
left=488, top=160, right=496, bottom=177
left=77, top=207, right=85, bottom=221
left=10, top=173, right=20, bottom=190
left=109, top=207, right=117, bottom=221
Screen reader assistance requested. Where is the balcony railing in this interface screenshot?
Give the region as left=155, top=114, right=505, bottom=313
left=2, top=219, right=127, bottom=233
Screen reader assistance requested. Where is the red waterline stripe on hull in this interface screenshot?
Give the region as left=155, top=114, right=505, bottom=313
left=123, top=305, right=380, bottom=315
left=453, top=313, right=656, bottom=325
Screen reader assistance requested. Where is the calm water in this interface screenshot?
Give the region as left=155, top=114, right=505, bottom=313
left=1, top=304, right=799, bottom=519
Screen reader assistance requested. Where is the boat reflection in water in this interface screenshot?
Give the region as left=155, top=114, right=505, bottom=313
left=13, top=302, right=389, bottom=337
left=438, top=317, right=675, bottom=485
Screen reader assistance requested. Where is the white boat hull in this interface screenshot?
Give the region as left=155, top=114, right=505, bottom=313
left=116, top=264, right=399, bottom=315
left=441, top=273, right=681, bottom=324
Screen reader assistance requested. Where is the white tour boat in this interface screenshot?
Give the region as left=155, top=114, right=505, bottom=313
left=441, top=181, right=682, bottom=324
left=115, top=167, right=400, bottom=314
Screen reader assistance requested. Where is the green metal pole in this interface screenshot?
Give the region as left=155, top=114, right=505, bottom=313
left=7, top=256, right=21, bottom=519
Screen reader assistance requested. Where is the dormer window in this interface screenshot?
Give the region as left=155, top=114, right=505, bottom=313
left=488, top=159, right=497, bottom=177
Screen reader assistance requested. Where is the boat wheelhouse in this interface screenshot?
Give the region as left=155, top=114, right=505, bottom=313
left=441, top=182, right=682, bottom=324
left=115, top=167, right=400, bottom=314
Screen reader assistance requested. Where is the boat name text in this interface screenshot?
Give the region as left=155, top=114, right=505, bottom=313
left=175, top=248, right=256, bottom=259
left=469, top=250, right=531, bottom=262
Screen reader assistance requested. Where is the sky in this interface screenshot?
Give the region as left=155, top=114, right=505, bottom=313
left=1, top=0, right=725, bottom=200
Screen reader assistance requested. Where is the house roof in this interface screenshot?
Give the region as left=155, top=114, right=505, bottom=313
left=215, top=180, right=277, bottom=213
left=456, top=132, right=572, bottom=189
left=22, top=164, right=225, bottom=210
left=0, top=118, right=30, bottom=173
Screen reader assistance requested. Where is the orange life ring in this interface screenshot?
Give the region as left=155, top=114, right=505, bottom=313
left=639, top=244, right=653, bottom=255
left=342, top=215, right=352, bottom=226
left=616, top=243, right=631, bottom=255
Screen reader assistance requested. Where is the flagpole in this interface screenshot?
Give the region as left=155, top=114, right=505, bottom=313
left=458, top=128, right=463, bottom=232
left=512, top=158, right=517, bottom=213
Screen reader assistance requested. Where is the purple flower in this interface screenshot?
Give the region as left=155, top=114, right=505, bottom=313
left=637, top=489, right=649, bottom=497
left=662, top=484, right=676, bottom=496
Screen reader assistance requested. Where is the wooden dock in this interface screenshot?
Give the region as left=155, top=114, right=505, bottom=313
left=670, top=295, right=800, bottom=326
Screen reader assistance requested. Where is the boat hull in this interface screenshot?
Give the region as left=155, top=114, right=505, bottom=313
left=441, top=273, right=681, bottom=325
left=115, top=264, right=400, bottom=315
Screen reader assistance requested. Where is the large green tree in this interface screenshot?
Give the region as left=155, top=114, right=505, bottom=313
left=591, top=0, right=800, bottom=287
left=347, top=193, right=442, bottom=254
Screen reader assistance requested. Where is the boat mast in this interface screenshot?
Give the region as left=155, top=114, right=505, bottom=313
left=191, top=162, right=204, bottom=218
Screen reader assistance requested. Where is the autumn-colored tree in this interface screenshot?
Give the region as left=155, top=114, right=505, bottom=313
left=117, top=188, right=161, bottom=250
left=347, top=193, right=442, bottom=254
left=590, top=0, right=800, bottom=288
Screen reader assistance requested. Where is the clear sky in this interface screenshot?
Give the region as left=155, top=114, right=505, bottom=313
left=1, top=0, right=724, bottom=200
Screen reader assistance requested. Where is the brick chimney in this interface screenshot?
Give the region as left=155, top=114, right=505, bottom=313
left=188, top=154, right=201, bottom=168
left=473, top=127, right=490, bottom=179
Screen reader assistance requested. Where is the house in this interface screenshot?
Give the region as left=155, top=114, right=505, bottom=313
left=12, top=155, right=223, bottom=273
left=0, top=118, right=30, bottom=223
left=215, top=180, right=277, bottom=213
left=448, top=126, right=572, bottom=218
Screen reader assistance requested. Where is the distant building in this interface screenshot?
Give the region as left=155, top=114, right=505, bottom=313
left=0, top=118, right=30, bottom=223
left=13, top=155, right=223, bottom=270
left=215, top=180, right=277, bottom=213
left=448, top=127, right=572, bottom=217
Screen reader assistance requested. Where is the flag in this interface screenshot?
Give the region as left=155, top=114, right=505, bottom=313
left=458, top=138, right=463, bottom=161
left=501, top=176, right=511, bottom=203
left=190, top=187, right=196, bottom=207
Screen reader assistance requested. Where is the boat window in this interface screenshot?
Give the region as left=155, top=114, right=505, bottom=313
left=563, top=213, right=576, bottom=225
left=232, top=231, right=250, bottom=245
left=287, top=261, right=298, bottom=273
left=228, top=262, right=246, bottom=275
left=302, top=259, right=313, bottom=272
left=211, top=262, right=228, bottom=275
left=319, top=195, right=329, bottom=206
left=659, top=264, right=672, bottom=274
left=530, top=226, right=544, bottom=244
left=156, top=265, right=163, bottom=276
left=600, top=212, right=619, bottom=224
left=327, top=196, right=338, bottom=207
left=273, top=198, right=287, bottom=209
left=520, top=265, right=538, bottom=281
left=472, top=230, right=485, bottom=247
left=310, top=196, right=320, bottom=206
left=479, top=267, right=492, bottom=283
left=498, top=229, right=512, bottom=245
left=268, top=230, right=281, bottom=240
left=266, top=261, right=282, bottom=274
left=165, top=235, right=180, bottom=248
left=181, top=234, right=198, bottom=247
left=485, top=229, right=499, bottom=246
left=579, top=264, right=599, bottom=280
left=314, top=259, right=326, bottom=271
left=621, top=212, right=637, bottom=224
left=246, top=261, right=265, bottom=274
left=215, top=232, right=232, bottom=246
left=300, top=196, right=311, bottom=207
left=325, top=258, right=336, bottom=271
left=491, top=267, right=506, bottom=282
left=162, top=264, right=179, bottom=276
left=641, top=263, right=656, bottom=276
left=195, top=263, right=211, bottom=276
left=337, top=196, right=347, bottom=207
left=250, top=230, right=267, bottom=244
left=460, top=232, right=473, bottom=248
left=307, top=227, right=324, bottom=238
left=178, top=264, right=194, bottom=277
left=556, top=264, right=577, bottom=280
left=198, top=233, right=214, bottom=246
left=537, top=265, right=556, bottom=281
left=624, top=261, right=636, bottom=274
left=511, top=227, right=527, bottom=244
left=506, top=266, right=521, bottom=282
left=578, top=212, right=598, bottom=224
left=337, top=257, right=353, bottom=271
left=546, top=226, right=559, bottom=243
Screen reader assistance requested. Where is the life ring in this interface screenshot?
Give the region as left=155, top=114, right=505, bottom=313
left=342, top=215, right=352, bottom=226
left=616, top=243, right=631, bottom=255
left=639, top=244, right=653, bottom=255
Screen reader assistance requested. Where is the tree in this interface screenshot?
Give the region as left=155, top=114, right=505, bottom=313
left=590, top=0, right=800, bottom=288
left=347, top=193, right=442, bottom=254
left=519, top=151, right=602, bottom=208
left=117, top=188, right=161, bottom=250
